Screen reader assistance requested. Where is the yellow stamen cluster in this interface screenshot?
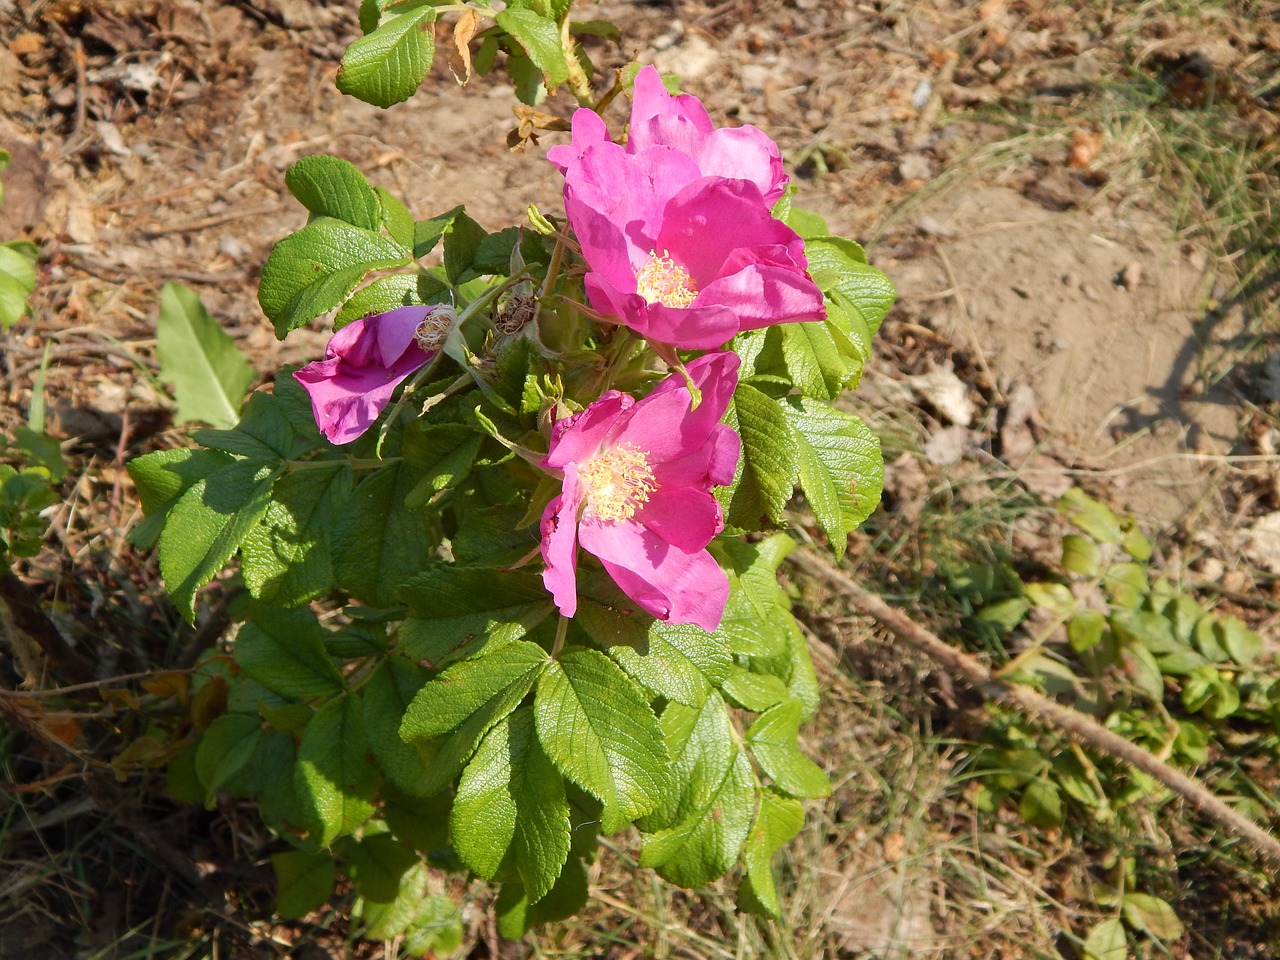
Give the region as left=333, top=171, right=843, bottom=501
left=414, top=305, right=457, bottom=352
left=635, top=250, right=697, bottom=308
left=579, top=443, right=657, bottom=522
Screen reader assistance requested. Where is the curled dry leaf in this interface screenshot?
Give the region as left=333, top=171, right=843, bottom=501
left=450, top=9, right=482, bottom=84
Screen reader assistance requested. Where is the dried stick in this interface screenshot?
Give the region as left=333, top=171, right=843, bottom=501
left=789, top=549, right=1280, bottom=869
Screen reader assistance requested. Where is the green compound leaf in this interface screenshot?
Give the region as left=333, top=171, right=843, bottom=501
left=358, top=862, right=461, bottom=945
left=333, top=461, right=431, bottom=608
left=0, top=240, right=37, bottom=330
left=337, top=6, right=436, bottom=108
left=725, top=381, right=798, bottom=531
left=399, top=566, right=554, bottom=668
left=295, top=693, right=379, bottom=846
left=241, top=464, right=352, bottom=607
left=155, top=283, right=255, bottom=430
left=782, top=397, right=883, bottom=556
left=235, top=606, right=344, bottom=701
left=453, top=708, right=570, bottom=903
left=284, top=155, right=383, bottom=232
left=637, top=693, right=756, bottom=887
left=746, top=699, right=830, bottom=799
left=738, top=788, right=805, bottom=917
left=713, top=536, right=796, bottom=661
left=363, top=656, right=436, bottom=796
left=158, top=458, right=279, bottom=622
left=272, top=849, right=336, bottom=920
left=194, top=712, right=261, bottom=805
left=258, top=218, right=411, bottom=338
left=495, top=9, right=569, bottom=89
left=535, top=646, right=669, bottom=835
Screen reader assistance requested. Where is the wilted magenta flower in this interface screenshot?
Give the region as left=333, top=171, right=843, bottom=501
left=540, top=351, right=741, bottom=631
left=548, top=65, right=788, bottom=206
left=294, top=304, right=454, bottom=445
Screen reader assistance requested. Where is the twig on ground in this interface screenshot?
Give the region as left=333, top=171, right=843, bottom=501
left=789, top=549, right=1280, bottom=870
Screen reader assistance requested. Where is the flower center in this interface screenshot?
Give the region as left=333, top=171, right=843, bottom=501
left=635, top=250, right=697, bottom=308
left=579, top=442, right=657, bottom=522
left=414, top=305, right=457, bottom=352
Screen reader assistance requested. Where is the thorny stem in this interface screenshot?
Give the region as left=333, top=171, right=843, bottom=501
left=788, top=549, right=1280, bottom=870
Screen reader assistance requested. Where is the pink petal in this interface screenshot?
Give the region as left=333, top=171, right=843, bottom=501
left=540, top=465, right=583, bottom=618
left=611, top=351, right=740, bottom=464
left=544, top=392, right=634, bottom=471
left=653, top=423, right=741, bottom=489
left=579, top=519, right=729, bottom=631
left=635, top=487, right=724, bottom=553
left=628, top=65, right=713, bottom=139
left=699, top=260, right=826, bottom=330
left=547, top=108, right=610, bottom=174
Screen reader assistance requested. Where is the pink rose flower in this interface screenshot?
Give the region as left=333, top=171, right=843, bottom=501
left=548, top=65, right=788, bottom=206
left=548, top=68, right=824, bottom=350
left=294, top=304, right=453, bottom=445
left=540, top=351, right=741, bottom=631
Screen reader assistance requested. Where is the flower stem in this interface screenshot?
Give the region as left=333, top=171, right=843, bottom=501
left=551, top=614, right=570, bottom=658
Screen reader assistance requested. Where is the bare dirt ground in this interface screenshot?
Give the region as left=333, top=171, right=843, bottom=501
left=2, top=0, right=1279, bottom=955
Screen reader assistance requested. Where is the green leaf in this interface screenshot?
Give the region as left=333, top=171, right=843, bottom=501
left=358, top=863, right=458, bottom=941
left=1218, top=615, right=1264, bottom=665
left=1017, top=779, right=1063, bottom=829
left=713, top=537, right=795, bottom=661
left=496, top=858, right=589, bottom=937
left=333, top=461, right=431, bottom=607
left=738, top=788, right=805, bottom=917
left=194, top=390, right=299, bottom=461
left=534, top=647, right=669, bottom=834
left=722, top=668, right=791, bottom=713
left=155, top=283, right=255, bottom=429
left=402, top=894, right=464, bottom=955
left=401, top=639, right=547, bottom=741
left=1059, top=488, right=1123, bottom=543
left=0, top=240, right=37, bottom=330
left=333, top=273, right=423, bottom=328
left=241, top=464, right=352, bottom=607
left=414, top=205, right=464, bottom=258
left=1068, top=609, right=1107, bottom=652
left=295, top=694, right=379, bottom=845
left=1062, top=533, right=1103, bottom=576
left=452, top=708, right=570, bottom=903
left=126, top=447, right=233, bottom=549
left=1121, top=893, right=1184, bottom=941
left=574, top=598, right=715, bottom=707
left=402, top=425, right=483, bottom=509
left=284, top=155, right=383, bottom=232
left=637, top=693, right=755, bottom=886
left=746, top=700, right=830, bottom=799
left=258, top=218, right=410, bottom=337
left=343, top=833, right=419, bottom=903
left=376, top=186, right=415, bottom=249
left=158, top=458, right=279, bottom=622
left=194, top=713, right=262, bottom=804
left=272, top=850, right=336, bottom=920
left=783, top=398, right=882, bottom=554
left=363, top=657, right=436, bottom=795
left=1084, top=918, right=1128, bottom=960
left=235, top=607, right=345, bottom=700
left=398, top=565, right=554, bottom=668
left=495, top=9, right=569, bottom=89
left=442, top=209, right=489, bottom=283
left=804, top=236, right=896, bottom=336
left=725, top=382, right=797, bottom=530
left=337, top=7, right=436, bottom=108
